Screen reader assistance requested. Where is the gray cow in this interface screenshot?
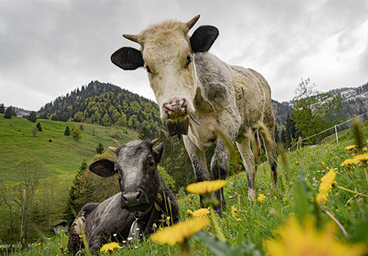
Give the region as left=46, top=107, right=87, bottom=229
left=67, top=139, right=180, bottom=252
left=111, top=15, right=278, bottom=214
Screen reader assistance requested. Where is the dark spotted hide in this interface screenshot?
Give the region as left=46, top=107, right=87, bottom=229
left=67, top=139, right=180, bottom=253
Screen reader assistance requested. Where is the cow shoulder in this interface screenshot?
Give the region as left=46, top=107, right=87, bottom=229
left=194, top=52, right=234, bottom=111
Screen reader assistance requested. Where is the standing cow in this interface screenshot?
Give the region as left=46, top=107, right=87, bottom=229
left=67, top=139, right=179, bottom=252
left=111, top=15, right=278, bottom=214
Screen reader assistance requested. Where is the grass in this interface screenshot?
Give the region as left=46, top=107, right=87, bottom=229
left=3, top=119, right=368, bottom=255
left=0, top=114, right=138, bottom=184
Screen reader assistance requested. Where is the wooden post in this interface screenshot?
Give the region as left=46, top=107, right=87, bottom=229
left=335, top=125, right=339, bottom=144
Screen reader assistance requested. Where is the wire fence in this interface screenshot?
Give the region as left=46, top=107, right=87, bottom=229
left=290, top=111, right=368, bottom=150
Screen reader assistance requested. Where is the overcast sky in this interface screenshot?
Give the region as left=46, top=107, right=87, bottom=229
left=1, top=0, right=367, bottom=111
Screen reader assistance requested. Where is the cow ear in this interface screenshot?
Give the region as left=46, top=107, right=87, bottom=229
left=190, top=25, right=219, bottom=53
left=111, top=47, right=144, bottom=70
left=153, top=143, right=164, bottom=164
left=89, top=159, right=116, bottom=177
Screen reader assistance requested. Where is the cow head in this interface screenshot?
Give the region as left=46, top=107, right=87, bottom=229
left=111, top=15, right=219, bottom=121
left=89, top=139, right=164, bottom=213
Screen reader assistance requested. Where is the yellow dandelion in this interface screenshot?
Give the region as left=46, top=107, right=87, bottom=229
left=257, top=194, right=266, bottom=203
left=186, top=180, right=227, bottom=196
left=187, top=208, right=210, bottom=217
left=321, top=161, right=325, bottom=168
left=237, top=218, right=242, bottom=221
left=231, top=205, right=238, bottom=218
left=100, top=242, right=119, bottom=253
left=363, top=147, right=367, bottom=152
left=315, top=168, right=336, bottom=205
left=345, top=145, right=357, bottom=151
left=296, top=161, right=299, bottom=165
left=351, top=153, right=368, bottom=165
left=150, top=216, right=210, bottom=245
left=265, top=216, right=366, bottom=256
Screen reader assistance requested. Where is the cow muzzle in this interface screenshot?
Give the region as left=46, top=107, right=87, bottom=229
left=121, top=189, right=149, bottom=210
left=162, top=98, right=189, bottom=120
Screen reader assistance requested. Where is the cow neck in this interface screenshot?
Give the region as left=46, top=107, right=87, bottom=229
left=133, top=188, right=164, bottom=224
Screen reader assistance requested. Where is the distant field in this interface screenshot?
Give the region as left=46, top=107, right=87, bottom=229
left=0, top=114, right=137, bottom=185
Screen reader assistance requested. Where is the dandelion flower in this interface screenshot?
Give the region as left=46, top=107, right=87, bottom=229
left=351, top=154, right=368, bottom=165
left=265, top=216, right=366, bottom=256
left=315, top=168, right=336, bottom=205
left=150, top=216, right=210, bottom=245
left=231, top=205, right=238, bottom=218
left=100, top=242, right=120, bottom=253
left=321, top=161, right=325, bottom=168
left=257, top=194, right=266, bottom=203
left=341, top=154, right=368, bottom=166
left=186, top=180, right=226, bottom=196
left=345, top=145, right=357, bottom=151
left=187, top=208, right=210, bottom=217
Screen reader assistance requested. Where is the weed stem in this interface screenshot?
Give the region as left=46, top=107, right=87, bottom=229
left=209, top=208, right=226, bottom=242
left=322, top=209, right=348, bottom=236
left=336, top=185, right=368, bottom=198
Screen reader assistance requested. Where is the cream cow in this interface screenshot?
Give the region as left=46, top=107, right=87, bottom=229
left=111, top=15, right=278, bottom=215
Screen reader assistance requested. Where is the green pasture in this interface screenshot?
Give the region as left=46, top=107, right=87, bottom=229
left=0, top=114, right=137, bottom=184
left=3, top=119, right=368, bottom=256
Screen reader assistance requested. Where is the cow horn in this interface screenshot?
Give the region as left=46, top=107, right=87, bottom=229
left=123, top=34, right=139, bottom=44
left=150, top=138, right=159, bottom=146
left=108, top=147, right=117, bottom=153
left=186, top=14, right=200, bottom=31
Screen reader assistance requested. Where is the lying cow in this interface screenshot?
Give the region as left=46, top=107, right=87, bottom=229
left=67, top=139, right=180, bottom=252
left=111, top=15, right=278, bottom=214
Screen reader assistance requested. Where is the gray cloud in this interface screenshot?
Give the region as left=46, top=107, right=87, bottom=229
left=0, top=0, right=367, bottom=110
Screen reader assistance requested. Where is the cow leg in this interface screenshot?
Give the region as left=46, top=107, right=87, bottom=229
left=183, top=135, right=210, bottom=207
left=236, top=136, right=257, bottom=200
left=210, top=139, right=230, bottom=216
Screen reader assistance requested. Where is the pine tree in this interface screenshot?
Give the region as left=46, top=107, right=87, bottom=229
left=96, top=142, right=104, bottom=154
left=138, top=126, right=150, bottom=141
left=4, top=107, right=12, bottom=119
left=27, top=111, right=37, bottom=122
left=64, top=126, right=71, bottom=136
left=0, top=104, right=4, bottom=114
left=67, top=160, right=88, bottom=223
left=36, top=122, right=42, bottom=132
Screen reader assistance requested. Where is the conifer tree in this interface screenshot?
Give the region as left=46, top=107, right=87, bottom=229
left=36, top=122, right=42, bottom=132
left=0, top=103, right=4, bottom=114
left=4, top=107, right=12, bottom=119
left=27, top=111, right=37, bottom=122
left=64, top=126, right=70, bottom=136
left=96, top=142, right=104, bottom=154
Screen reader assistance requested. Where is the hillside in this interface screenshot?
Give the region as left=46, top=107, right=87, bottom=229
left=37, top=81, right=163, bottom=137
left=0, top=114, right=138, bottom=184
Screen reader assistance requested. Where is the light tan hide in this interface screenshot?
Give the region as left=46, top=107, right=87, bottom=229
left=111, top=15, right=278, bottom=215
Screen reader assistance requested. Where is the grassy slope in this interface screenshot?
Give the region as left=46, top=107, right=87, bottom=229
left=0, top=114, right=137, bottom=184
left=4, top=120, right=368, bottom=255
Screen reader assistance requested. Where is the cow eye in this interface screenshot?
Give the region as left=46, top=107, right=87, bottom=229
left=186, top=55, right=192, bottom=66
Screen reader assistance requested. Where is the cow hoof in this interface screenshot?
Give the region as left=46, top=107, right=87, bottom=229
left=248, top=189, right=256, bottom=201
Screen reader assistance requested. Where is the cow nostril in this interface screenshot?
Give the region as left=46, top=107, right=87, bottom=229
left=122, top=195, right=128, bottom=203
left=181, top=98, right=186, bottom=108
left=136, top=190, right=141, bottom=200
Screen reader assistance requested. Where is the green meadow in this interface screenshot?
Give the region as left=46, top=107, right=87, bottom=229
left=0, top=114, right=137, bottom=184
left=2, top=118, right=368, bottom=255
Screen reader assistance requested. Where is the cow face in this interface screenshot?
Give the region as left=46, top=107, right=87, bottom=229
left=89, top=139, right=164, bottom=213
left=111, top=15, right=219, bottom=121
